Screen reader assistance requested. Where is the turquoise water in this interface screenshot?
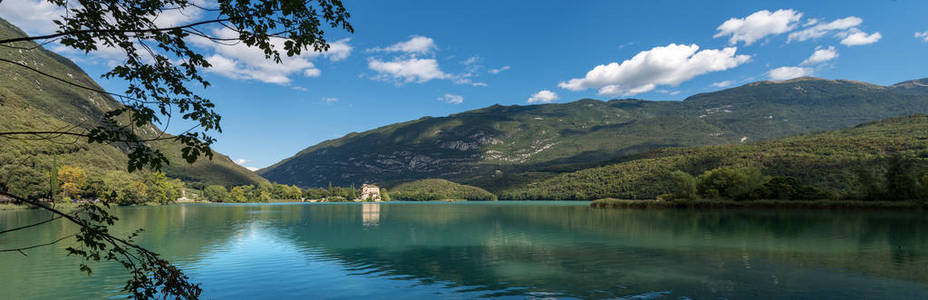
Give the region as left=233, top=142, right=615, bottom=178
left=1, top=201, right=928, bottom=299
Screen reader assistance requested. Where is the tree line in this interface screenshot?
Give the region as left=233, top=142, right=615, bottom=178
left=666, top=155, right=928, bottom=202
left=198, top=183, right=390, bottom=203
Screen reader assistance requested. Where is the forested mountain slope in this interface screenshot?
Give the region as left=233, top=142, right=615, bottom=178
left=261, top=75, right=928, bottom=189
left=0, top=18, right=265, bottom=194
left=501, top=114, right=928, bottom=200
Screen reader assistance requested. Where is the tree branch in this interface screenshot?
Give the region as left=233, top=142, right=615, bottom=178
left=0, top=18, right=231, bottom=44
left=0, top=234, right=76, bottom=255
left=0, top=131, right=176, bottom=142
left=0, top=215, right=63, bottom=235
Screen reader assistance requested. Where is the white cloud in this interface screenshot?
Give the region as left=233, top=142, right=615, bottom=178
left=489, top=66, right=511, bottom=74
left=233, top=158, right=259, bottom=171
left=839, top=30, right=881, bottom=46
left=787, top=16, right=862, bottom=42
left=0, top=0, right=64, bottom=35
left=366, top=36, right=487, bottom=86
left=322, top=38, right=354, bottom=61
left=527, top=90, right=559, bottom=104
left=463, top=56, right=480, bottom=65
left=320, top=97, right=339, bottom=104
left=291, top=86, right=308, bottom=92
left=453, top=78, right=487, bottom=87
left=368, top=35, right=436, bottom=54
left=0, top=1, right=142, bottom=66
left=437, top=94, right=463, bottom=104
left=2, top=1, right=350, bottom=85
left=558, top=43, right=750, bottom=96
left=714, top=9, right=802, bottom=45
left=152, top=0, right=210, bottom=28
left=712, top=80, right=734, bottom=88
left=801, top=46, right=838, bottom=65
left=368, top=57, right=449, bottom=83
left=768, top=66, right=812, bottom=80
left=193, top=28, right=351, bottom=84
left=917, top=31, right=928, bottom=42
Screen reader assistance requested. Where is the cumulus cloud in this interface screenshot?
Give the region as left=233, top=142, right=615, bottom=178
left=368, top=35, right=436, bottom=54
left=489, top=66, right=511, bottom=74
left=320, top=97, right=339, bottom=104
left=0, top=1, right=141, bottom=66
left=768, top=66, right=812, bottom=80
left=152, top=0, right=211, bottom=28
left=0, top=0, right=63, bottom=35
left=558, top=44, right=750, bottom=96
left=801, top=46, right=838, bottom=65
left=712, top=80, right=734, bottom=88
left=191, top=28, right=352, bottom=84
left=714, top=9, right=802, bottom=45
left=839, top=30, right=881, bottom=46
left=917, top=31, right=928, bottom=42
left=527, top=90, right=559, bottom=104
left=787, top=17, right=862, bottom=42
left=366, top=36, right=486, bottom=86
left=437, top=94, right=463, bottom=104
left=368, top=57, right=449, bottom=83
left=2, top=2, right=350, bottom=84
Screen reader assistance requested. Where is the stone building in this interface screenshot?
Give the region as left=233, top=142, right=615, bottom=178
left=360, top=184, right=382, bottom=201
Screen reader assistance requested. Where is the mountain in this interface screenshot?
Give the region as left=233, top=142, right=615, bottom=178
left=501, top=114, right=928, bottom=200
left=0, top=18, right=265, bottom=187
left=260, top=76, right=928, bottom=189
left=891, top=78, right=928, bottom=96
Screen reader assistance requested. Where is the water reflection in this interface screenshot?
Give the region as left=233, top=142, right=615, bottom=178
left=361, top=203, right=380, bottom=226
left=2, top=203, right=928, bottom=299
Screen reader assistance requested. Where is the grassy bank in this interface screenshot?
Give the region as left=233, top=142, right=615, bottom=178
left=590, top=198, right=928, bottom=210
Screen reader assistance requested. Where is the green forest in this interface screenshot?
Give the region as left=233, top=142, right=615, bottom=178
left=389, top=179, right=497, bottom=201
left=500, top=115, right=928, bottom=203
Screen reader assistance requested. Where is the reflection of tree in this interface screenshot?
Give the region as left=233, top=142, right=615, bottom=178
left=5, top=204, right=928, bottom=298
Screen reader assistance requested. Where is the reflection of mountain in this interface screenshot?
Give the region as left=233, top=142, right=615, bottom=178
left=189, top=204, right=928, bottom=299
left=3, top=204, right=927, bottom=299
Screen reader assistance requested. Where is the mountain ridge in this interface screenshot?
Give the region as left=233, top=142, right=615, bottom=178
left=259, top=76, right=928, bottom=189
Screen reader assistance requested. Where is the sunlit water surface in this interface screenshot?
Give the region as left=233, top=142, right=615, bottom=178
left=2, top=201, right=928, bottom=299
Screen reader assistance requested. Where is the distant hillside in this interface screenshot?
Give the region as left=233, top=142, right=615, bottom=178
left=260, top=74, right=928, bottom=189
left=891, top=78, right=928, bottom=96
left=0, top=18, right=265, bottom=188
left=389, top=179, right=497, bottom=201
left=501, top=114, right=928, bottom=200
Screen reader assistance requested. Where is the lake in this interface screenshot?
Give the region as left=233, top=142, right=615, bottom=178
left=1, top=201, right=928, bottom=299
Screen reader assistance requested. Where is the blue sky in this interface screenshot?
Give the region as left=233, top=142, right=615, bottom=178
left=3, top=0, right=928, bottom=170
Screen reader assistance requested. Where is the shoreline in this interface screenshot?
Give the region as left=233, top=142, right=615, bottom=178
left=590, top=198, right=928, bottom=210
